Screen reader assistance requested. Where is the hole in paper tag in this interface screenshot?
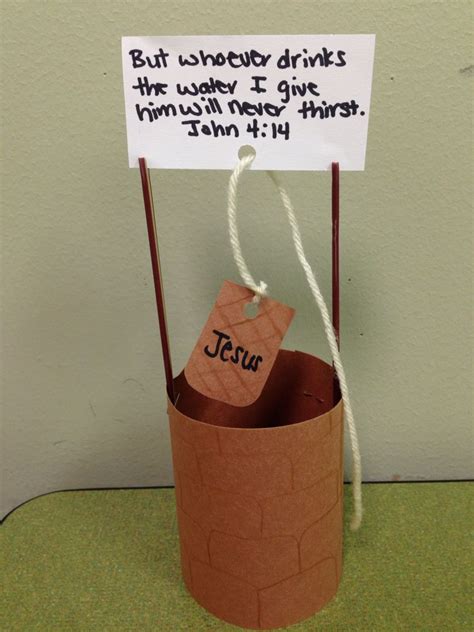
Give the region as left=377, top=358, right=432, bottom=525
left=184, top=281, right=295, bottom=407
left=243, top=301, right=259, bottom=319
left=238, top=144, right=256, bottom=160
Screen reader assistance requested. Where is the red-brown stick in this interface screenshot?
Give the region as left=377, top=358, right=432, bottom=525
left=138, top=158, right=175, bottom=401
left=332, top=162, right=340, bottom=349
left=332, top=162, right=340, bottom=404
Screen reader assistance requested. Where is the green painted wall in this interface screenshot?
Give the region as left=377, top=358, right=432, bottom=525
left=1, top=0, right=472, bottom=517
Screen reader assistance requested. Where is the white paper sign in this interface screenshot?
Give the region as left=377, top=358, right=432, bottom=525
left=122, top=35, right=375, bottom=171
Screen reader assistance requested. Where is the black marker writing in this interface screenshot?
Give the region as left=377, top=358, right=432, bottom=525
left=176, top=78, right=237, bottom=96
left=227, top=99, right=286, bottom=117
left=135, top=97, right=224, bottom=122
left=276, top=47, right=346, bottom=69
left=246, top=119, right=289, bottom=140
left=178, top=49, right=272, bottom=68
left=297, top=99, right=364, bottom=119
left=128, top=43, right=367, bottom=142
left=129, top=48, right=169, bottom=69
left=277, top=78, right=320, bottom=104
left=132, top=76, right=168, bottom=97
left=204, top=329, right=263, bottom=372
left=250, top=76, right=268, bottom=94
left=136, top=102, right=176, bottom=122
left=182, top=119, right=239, bottom=137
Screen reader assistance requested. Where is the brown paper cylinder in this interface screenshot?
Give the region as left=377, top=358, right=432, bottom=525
left=168, top=349, right=343, bottom=630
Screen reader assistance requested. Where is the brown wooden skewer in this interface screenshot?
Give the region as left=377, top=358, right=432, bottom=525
left=138, top=157, right=175, bottom=402
left=332, top=161, right=341, bottom=404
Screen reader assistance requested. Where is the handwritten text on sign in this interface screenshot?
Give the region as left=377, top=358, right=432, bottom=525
left=121, top=35, right=375, bottom=170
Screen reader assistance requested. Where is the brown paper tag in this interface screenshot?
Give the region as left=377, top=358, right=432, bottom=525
left=184, top=281, right=295, bottom=407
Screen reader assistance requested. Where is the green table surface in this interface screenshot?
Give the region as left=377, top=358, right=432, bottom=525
left=1, top=482, right=472, bottom=631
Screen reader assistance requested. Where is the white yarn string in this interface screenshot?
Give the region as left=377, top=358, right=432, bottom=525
left=227, top=154, right=268, bottom=303
left=227, top=154, right=363, bottom=530
left=268, top=170, right=362, bottom=530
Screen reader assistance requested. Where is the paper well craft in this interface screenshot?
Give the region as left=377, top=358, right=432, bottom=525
left=170, top=349, right=343, bottom=629
left=130, top=32, right=368, bottom=619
